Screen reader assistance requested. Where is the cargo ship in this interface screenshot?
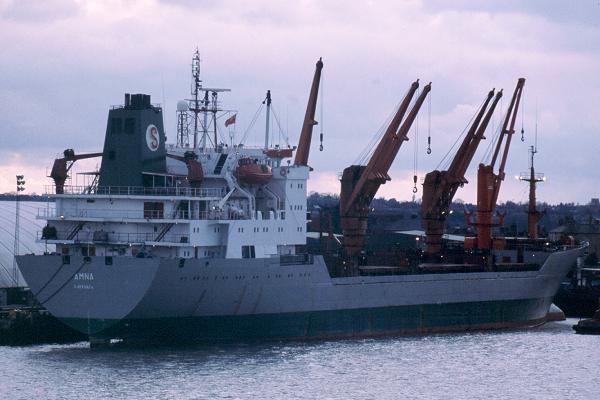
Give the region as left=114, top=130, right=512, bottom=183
left=17, top=53, right=582, bottom=346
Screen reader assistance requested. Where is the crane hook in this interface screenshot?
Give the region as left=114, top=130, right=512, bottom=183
left=427, top=136, right=431, bottom=154
left=319, top=132, right=324, bottom=151
left=412, top=174, right=418, bottom=193
left=521, top=128, right=525, bottom=142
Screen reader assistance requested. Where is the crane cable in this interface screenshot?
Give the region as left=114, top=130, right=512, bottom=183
left=520, top=95, right=525, bottom=142
left=412, top=87, right=420, bottom=194
left=427, top=90, right=432, bottom=155
left=481, top=96, right=504, bottom=165
left=354, top=85, right=413, bottom=166
left=239, top=103, right=264, bottom=145
left=270, top=106, right=291, bottom=148
left=435, top=96, right=486, bottom=171
left=319, top=71, right=324, bottom=152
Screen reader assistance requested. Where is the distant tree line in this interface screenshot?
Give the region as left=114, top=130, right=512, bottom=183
left=0, top=193, right=51, bottom=202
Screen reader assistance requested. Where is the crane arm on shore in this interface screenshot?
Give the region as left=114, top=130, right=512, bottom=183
left=339, top=80, right=431, bottom=256
left=421, top=88, right=503, bottom=253
left=294, top=58, right=323, bottom=167
left=472, top=78, right=526, bottom=249
left=50, top=149, right=103, bottom=194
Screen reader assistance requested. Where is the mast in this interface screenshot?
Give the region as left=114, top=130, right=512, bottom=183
left=519, top=145, right=545, bottom=239
left=212, top=91, right=218, bottom=150
left=191, top=49, right=201, bottom=149
left=264, top=90, right=271, bottom=149
left=201, top=91, right=209, bottom=150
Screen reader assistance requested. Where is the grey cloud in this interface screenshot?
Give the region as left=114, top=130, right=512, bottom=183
left=1, top=0, right=82, bottom=23
left=422, top=0, right=600, bottom=26
left=0, top=1, right=599, bottom=203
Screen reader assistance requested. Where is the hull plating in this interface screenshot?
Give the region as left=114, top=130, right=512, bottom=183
left=16, top=246, right=580, bottom=342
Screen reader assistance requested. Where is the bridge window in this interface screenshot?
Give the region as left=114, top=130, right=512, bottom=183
left=242, top=245, right=256, bottom=259
left=124, top=118, right=135, bottom=135
left=144, top=202, right=164, bottom=219
left=111, top=118, right=122, bottom=135
left=81, top=246, right=96, bottom=257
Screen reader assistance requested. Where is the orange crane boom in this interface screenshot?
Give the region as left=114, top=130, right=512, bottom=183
left=340, top=80, right=431, bottom=256
left=421, top=88, right=503, bottom=253
left=166, top=151, right=204, bottom=188
left=50, top=149, right=102, bottom=194
left=470, top=78, right=525, bottom=249
left=294, top=58, right=323, bottom=167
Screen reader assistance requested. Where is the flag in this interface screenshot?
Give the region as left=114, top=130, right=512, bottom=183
left=225, top=114, right=237, bottom=127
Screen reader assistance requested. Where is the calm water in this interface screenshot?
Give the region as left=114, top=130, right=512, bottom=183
left=1, top=320, right=598, bottom=400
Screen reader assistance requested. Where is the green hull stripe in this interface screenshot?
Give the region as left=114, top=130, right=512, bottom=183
left=65, top=297, right=551, bottom=342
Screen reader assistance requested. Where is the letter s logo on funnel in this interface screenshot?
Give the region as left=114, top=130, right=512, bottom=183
left=146, top=124, right=160, bottom=151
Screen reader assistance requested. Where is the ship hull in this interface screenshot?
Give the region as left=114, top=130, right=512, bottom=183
left=16, top=246, right=580, bottom=344
left=61, top=298, right=550, bottom=344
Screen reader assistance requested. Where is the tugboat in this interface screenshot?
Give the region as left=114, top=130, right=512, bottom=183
left=555, top=266, right=600, bottom=317
left=573, top=306, right=600, bottom=334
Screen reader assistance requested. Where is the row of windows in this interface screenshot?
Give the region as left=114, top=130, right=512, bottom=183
left=192, top=227, right=219, bottom=233
left=179, top=250, right=217, bottom=259
left=290, top=205, right=304, bottom=211
left=192, top=227, right=219, bottom=234
left=238, top=226, right=287, bottom=233
left=289, top=183, right=305, bottom=189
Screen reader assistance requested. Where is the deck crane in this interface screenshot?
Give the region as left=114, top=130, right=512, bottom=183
left=294, top=58, right=323, bottom=167
left=340, top=80, right=431, bottom=256
left=421, top=88, right=503, bottom=253
left=166, top=151, right=204, bottom=188
left=468, top=78, right=526, bottom=249
left=50, top=149, right=102, bottom=194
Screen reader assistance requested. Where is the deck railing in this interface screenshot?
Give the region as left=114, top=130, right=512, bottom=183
left=37, top=208, right=254, bottom=221
left=38, top=230, right=189, bottom=244
left=46, top=185, right=224, bottom=198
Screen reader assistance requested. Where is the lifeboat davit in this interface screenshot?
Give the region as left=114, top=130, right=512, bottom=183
left=235, top=157, right=272, bottom=185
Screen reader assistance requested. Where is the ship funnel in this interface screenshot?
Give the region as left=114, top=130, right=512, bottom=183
left=98, top=93, right=167, bottom=188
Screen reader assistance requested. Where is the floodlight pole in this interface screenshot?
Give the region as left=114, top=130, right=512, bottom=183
left=13, top=175, right=25, bottom=287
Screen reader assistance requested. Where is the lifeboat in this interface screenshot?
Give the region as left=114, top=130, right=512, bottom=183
left=235, top=157, right=273, bottom=185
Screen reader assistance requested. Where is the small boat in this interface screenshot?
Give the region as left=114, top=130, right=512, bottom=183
left=573, top=308, right=600, bottom=334
left=235, top=157, right=272, bottom=185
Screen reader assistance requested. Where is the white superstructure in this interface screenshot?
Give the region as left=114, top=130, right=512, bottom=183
left=39, top=145, right=309, bottom=261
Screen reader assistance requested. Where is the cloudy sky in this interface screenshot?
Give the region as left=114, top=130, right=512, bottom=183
left=1, top=0, right=599, bottom=204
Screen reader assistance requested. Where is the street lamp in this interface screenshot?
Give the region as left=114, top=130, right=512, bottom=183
left=13, top=175, right=25, bottom=286
left=16, top=175, right=25, bottom=192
